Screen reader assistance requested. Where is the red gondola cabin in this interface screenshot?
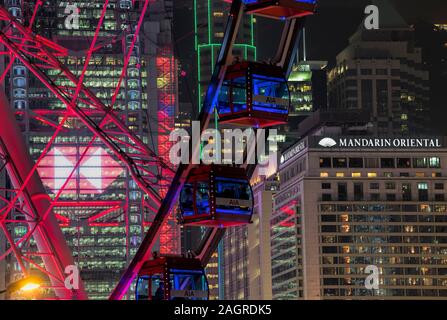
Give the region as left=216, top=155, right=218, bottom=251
left=179, top=165, right=253, bottom=227
left=244, top=0, right=317, bottom=20
left=217, top=61, right=290, bottom=128
left=136, top=255, right=209, bottom=301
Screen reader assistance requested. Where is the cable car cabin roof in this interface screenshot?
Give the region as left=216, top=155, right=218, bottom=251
left=244, top=0, right=317, bottom=20
left=225, top=61, right=286, bottom=80
left=139, top=256, right=204, bottom=276
left=186, top=164, right=248, bottom=182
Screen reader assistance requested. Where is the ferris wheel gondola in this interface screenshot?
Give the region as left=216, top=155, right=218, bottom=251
left=179, top=165, right=254, bottom=227
left=135, top=255, right=209, bottom=301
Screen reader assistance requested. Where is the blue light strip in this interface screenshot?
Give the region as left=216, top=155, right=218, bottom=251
left=252, top=106, right=289, bottom=114
left=216, top=208, right=251, bottom=214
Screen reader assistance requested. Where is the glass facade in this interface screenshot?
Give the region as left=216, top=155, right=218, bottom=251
left=3, top=0, right=176, bottom=299
left=319, top=203, right=447, bottom=298
left=271, top=193, right=302, bottom=299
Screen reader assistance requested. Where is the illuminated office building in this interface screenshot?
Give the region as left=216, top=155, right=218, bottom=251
left=281, top=60, right=327, bottom=148
left=288, top=61, right=327, bottom=116
left=3, top=1, right=178, bottom=299
left=272, top=134, right=447, bottom=299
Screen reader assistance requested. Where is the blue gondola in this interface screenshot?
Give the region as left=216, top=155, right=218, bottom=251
left=136, top=255, right=209, bottom=301
left=179, top=165, right=253, bottom=227
left=217, top=61, right=290, bottom=128
left=243, top=0, right=317, bottom=20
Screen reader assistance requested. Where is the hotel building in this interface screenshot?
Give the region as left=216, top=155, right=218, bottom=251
left=271, top=135, right=447, bottom=299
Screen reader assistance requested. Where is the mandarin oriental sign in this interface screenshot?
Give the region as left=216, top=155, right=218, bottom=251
left=314, top=137, right=443, bottom=149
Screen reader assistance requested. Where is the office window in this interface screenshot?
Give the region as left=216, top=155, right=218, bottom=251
left=322, top=194, right=332, bottom=201
left=413, top=158, right=427, bottom=168
left=320, top=157, right=332, bottom=168
left=338, top=183, right=348, bottom=201
left=349, top=158, right=363, bottom=168
left=435, top=183, right=444, bottom=190
left=386, top=194, right=396, bottom=201
left=435, top=194, right=445, bottom=202
left=336, top=173, right=345, bottom=178
left=354, top=183, right=363, bottom=201
left=320, top=172, right=329, bottom=178
left=402, top=183, right=412, bottom=201
left=418, top=183, right=428, bottom=190
left=333, top=158, right=347, bottom=168
left=351, top=173, right=361, bottom=178
left=376, top=79, right=389, bottom=114
left=322, top=183, right=331, bottom=189
left=361, top=69, right=372, bottom=75
left=416, top=173, right=425, bottom=178
left=370, top=183, right=380, bottom=190
left=400, top=172, right=410, bottom=177
left=381, top=158, right=395, bottom=168
left=365, top=158, right=378, bottom=168
left=384, top=172, right=393, bottom=178
left=368, top=173, right=377, bottom=178
left=418, top=183, right=429, bottom=201
left=432, top=172, right=442, bottom=178
left=429, top=157, right=441, bottom=168
left=361, top=79, right=373, bottom=110
left=13, top=88, right=26, bottom=98
left=397, top=158, right=411, bottom=168
left=370, top=193, right=380, bottom=201
left=385, top=182, right=396, bottom=190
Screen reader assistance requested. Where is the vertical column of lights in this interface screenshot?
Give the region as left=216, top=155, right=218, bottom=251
left=121, top=0, right=145, bottom=265
left=6, top=0, right=30, bottom=285
left=164, top=262, right=170, bottom=300
left=210, top=170, right=216, bottom=221
left=76, top=2, right=121, bottom=298
left=156, top=50, right=180, bottom=255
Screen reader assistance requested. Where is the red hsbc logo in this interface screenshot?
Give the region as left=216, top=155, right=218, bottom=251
left=37, top=147, right=124, bottom=194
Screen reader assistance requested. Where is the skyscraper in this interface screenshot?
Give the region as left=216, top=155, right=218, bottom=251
left=327, top=0, right=430, bottom=135
left=282, top=36, right=327, bottom=149
left=2, top=0, right=178, bottom=299
left=272, top=134, right=447, bottom=299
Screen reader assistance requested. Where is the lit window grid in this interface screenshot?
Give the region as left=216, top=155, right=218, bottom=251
left=318, top=203, right=447, bottom=298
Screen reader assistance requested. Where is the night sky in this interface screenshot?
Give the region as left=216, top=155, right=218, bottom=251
left=174, top=0, right=447, bottom=134
left=257, top=0, right=447, bottom=63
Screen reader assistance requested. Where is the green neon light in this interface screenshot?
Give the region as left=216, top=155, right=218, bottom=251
left=194, top=0, right=198, bottom=50
left=194, top=0, right=257, bottom=114
left=251, top=15, right=254, bottom=46
left=197, top=43, right=257, bottom=50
